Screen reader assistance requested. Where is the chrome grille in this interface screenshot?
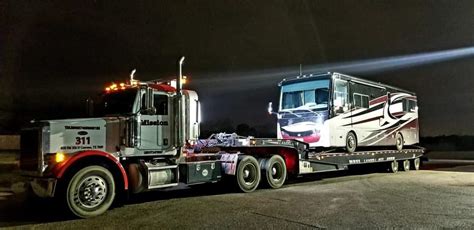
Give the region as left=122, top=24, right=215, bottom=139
left=20, top=128, right=41, bottom=172
left=283, top=129, right=314, bottom=137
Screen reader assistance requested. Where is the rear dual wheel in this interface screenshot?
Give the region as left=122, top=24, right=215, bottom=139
left=261, top=155, right=287, bottom=189
left=235, top=155, right=288, bottom=192
left=236, top=156, right=261, bottom=193
left=395, top=133, right=404, bottom=151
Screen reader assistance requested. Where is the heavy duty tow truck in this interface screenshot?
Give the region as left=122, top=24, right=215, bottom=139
left=20, top=57, right=424, bottom=218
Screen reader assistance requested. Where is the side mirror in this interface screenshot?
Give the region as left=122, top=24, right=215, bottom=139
left=141, top=107, right=156, bottom=115
left=268, top=102, right=277, bottom=115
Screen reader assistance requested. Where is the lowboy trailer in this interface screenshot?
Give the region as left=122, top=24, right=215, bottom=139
left=20, top=58, right=424, bottom=218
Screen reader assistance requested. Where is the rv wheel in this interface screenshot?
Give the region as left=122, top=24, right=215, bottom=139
left=395, top=133, right=404, bottom=151
left=346, top=132, right=357, bottom=154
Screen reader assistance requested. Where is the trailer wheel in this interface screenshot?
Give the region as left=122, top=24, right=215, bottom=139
left=388, top=160, right=398, bottom=173
left=395, top=133, right=404, bottom=151
left=346, top=132, right=357, bottom=154
left=262, top=155, right=287, bottom=189
left=411, top=158, right=421, bottom=170
left=236, top=155, right=261, bottom=193
left=400, top=159, right=410, bottom=171
left=65, top=165, right=115, bottom=218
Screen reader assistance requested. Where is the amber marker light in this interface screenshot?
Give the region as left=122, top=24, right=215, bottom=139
left=55, top=152, right=66, bottom=163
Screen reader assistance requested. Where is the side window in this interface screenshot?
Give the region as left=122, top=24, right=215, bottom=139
left=154, top=94, right=168, bottom=115
left=353, top=93, right=369, bottom=109
left=315, top=88, right=329, bottom=104
left=403, top=99, right=417, bottom=113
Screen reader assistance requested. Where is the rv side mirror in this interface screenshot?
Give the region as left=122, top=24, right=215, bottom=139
left=268, top=102, right=275, bottom=115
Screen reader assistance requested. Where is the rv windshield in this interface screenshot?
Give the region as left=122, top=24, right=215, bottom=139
left=99, top=88, right=138, bottom=115
left=281, top=79, right=330, bottom=111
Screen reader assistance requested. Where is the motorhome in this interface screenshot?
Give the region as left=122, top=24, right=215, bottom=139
left=275, top=72, right=419, bottom=153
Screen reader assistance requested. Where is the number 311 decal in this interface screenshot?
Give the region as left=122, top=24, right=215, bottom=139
left=75, top=136, right=91, bottom=145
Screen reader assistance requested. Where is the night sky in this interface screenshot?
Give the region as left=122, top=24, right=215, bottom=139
left=1, top=1, right=474, bottom=136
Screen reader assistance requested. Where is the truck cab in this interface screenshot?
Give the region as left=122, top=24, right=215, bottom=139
left=93, top=81, right=200, bottom=156
left=20, top=76, right=203, bottom=218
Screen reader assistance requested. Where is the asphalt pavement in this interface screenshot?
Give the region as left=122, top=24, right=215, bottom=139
left=0, top=153, right=473, bottom=229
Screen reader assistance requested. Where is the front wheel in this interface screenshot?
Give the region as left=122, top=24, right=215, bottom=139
left=346, top=132, right=357, bottom=154
left=64, top=165, right=116, bottom=218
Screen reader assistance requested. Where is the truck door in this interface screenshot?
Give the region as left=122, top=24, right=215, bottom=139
left=139, top=93, right=171, bottom=151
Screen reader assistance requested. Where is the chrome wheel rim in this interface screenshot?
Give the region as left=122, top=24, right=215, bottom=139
left=74, top=175, right=108, bottom=209
left=270, top=162, right=283, bottom=182
left=348, top=136, right=355, bottom=149
left=243, top=164, right=257, bottom=185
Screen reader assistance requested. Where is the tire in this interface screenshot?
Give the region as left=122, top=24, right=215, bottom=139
left=411, top=158, right=420, bottom=170
left=395, top=133, right=404, bottom=151
left=236, top=156, right=261, bottom=193
left=64, top=165, right=116, bottom=218
left=388, top=160, right=398, bottom=173
left=261, top=155, right=287, bottom=189
left=400, top=159, right=410, bottom=171
left=346, top=132, right=357, bottom=154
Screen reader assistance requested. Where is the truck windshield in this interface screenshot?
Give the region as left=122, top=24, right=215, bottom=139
left=100, top=89, right=138, bottom=115
left=281, top=79, right=330, bottom=111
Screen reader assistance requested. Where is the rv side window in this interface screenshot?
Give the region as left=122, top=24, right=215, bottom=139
left=353, top=93, right=369, bottom=109
left=403, top=99, right=417, bottom=113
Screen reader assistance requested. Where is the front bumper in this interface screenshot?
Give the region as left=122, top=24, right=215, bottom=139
left=282, top=132, right=321, bottom=143
left=30, top=177, right=57, bottom=198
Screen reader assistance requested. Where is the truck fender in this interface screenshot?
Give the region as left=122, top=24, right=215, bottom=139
left=52, top=150, right=128, bottom=190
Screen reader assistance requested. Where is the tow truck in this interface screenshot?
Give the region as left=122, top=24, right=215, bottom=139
left=20, top=57, right=424, bottom=218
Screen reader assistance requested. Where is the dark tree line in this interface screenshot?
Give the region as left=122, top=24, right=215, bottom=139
left=421, top=135, right=474, bottom=151
left=199, top=119, right=276, bottom=139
